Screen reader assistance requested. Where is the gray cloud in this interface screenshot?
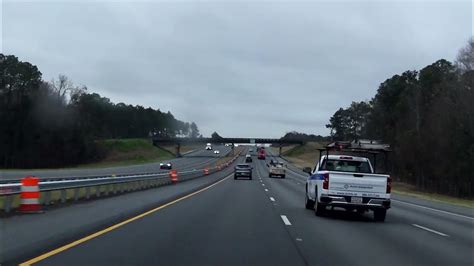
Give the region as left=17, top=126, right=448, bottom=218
left=2, top=0, right=472, bottom=137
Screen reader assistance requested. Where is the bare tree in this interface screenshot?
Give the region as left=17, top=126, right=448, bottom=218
left=456, top=37, right=474, bottom=72
left=51, top=74, right=74, bottom=102
left=50, top=74, right=86, bottom=103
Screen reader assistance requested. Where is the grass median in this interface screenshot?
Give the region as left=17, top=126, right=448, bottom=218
left=392, top=182, right=473, bottom=208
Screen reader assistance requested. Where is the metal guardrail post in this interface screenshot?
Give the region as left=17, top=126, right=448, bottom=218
left=4, top=195, right=12, bottom=213
left=96, top=186, right=101, bottom=198
left=60, top=190, right=67, bottom=203
left=74, top=188, right=79, bottom=201
left=85, top=187, right=91, bottom=199
left=44, top=191, right=51, bottom=206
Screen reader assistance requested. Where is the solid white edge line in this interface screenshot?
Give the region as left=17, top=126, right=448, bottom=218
left=392, top=199, right=474, bottom=220
left=412, top=224, right=449, bottom=237
left=270, top=197, right=275, bottom=202
left=280, top=215, right=292, bottom=225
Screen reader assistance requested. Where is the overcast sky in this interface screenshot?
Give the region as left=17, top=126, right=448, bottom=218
left=2, top=0, right=472, bottom=138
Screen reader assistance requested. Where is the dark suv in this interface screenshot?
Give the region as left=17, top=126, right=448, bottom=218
left=234, top=164, right=253, bottom=180
left=245, top=154, right=252, bottom=163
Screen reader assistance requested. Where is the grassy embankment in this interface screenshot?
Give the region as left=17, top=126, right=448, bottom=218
left=84, top=139, right=204, bottom=168
left=279, top=142, right=473, bottom=208
left=80, top=138, right=176, bottom=168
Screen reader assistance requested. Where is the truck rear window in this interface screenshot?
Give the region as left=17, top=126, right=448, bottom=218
left=320, top=159, right=372, bottom=173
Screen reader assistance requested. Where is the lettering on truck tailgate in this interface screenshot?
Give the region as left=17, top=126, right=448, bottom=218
left=330, top=190, right=388, bottom=198
left=330, top=180, right=388, bottom=198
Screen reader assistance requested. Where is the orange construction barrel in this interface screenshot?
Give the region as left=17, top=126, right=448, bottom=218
left=18, top=176, right=42, bottom=213
left=170, top=170, right=178, bottom=183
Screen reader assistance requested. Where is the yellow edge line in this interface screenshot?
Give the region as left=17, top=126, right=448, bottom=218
left=20, top=174, right=232, bottom=266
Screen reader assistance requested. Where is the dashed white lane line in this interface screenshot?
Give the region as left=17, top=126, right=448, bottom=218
left=270, top=197, right=275, bottom=202
left=412, top=224, right=449, bottom=237
left=393, top=199, right=474, bottom=220
left=280, top=215, right=292, bottom=225
left=262, top=184, right=265, bottom=186
left=264, top=189, right=269, bottom=192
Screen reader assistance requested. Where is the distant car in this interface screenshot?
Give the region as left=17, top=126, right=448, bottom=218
left=214, top=150, right=220, bottom=154
left=160, top=162, right=172, bottom=170
left=268, top=159, right=279, bottom=166
left=234, top=164, right=253, bottom=180
left=205, top=143, right=212, bottom=150
left=245, top=154, right=252, bottom=163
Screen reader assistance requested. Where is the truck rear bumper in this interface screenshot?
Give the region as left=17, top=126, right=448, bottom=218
left=320, top=194, right=390, bottom=210
left=235, top=172, right=252, bottom=177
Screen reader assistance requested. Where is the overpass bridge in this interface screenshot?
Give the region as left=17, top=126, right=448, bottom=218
left=151, top=137, right=304, bottom=156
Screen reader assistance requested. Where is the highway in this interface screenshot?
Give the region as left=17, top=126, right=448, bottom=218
left=0, top=145, right=231, bottom=181
left=5, top=150, right=472, bottom=266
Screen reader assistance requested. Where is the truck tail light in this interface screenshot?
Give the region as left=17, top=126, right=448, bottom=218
left=323, top=173, right=329, bottom=189
left=386, top=176, right=392, bottom=193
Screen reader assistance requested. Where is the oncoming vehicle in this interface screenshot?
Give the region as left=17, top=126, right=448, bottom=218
left=159, top=162, right=172, bottom=170
left=205, top=143, right=212, bottom=150
left=214, top=150, right=220, bottom=154
left=303, top=141, right=391, bottom=222
left=234, top=164, right=253, bottom=180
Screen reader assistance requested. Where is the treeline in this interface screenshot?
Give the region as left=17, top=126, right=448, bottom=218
left=281, top=131, right=331, bottom=142
left=0, top=54, right=199, bottom=168
left=326, top=40, right=474, bottom=198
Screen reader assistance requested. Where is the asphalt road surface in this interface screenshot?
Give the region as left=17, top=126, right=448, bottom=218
left=0, top=145, right=231, bottom=181
left=10, top=152, right=473, bottom=266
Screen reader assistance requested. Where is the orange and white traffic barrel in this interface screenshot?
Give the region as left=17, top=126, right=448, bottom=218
left=18, top=176, right=42, bottom=213
left=170, top=170, right=178, bottom=183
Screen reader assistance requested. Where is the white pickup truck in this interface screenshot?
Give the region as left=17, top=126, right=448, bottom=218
left=303, top=154, right=391, bottom=221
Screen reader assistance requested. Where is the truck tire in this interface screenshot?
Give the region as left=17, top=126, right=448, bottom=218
left=281, top=175, right=286, bottom=179
left=374, top=209, right=386, bottom=222
left=305, top=195, right=315, bottom=210
left=315, top=202, right=326, bottom=216
left=314, top=189, right=326, bottom=216
left=305, top=186, right=315, bottom=209
left=268, top=173, right=272, bottom=178
left=234, top=175, right=237, bottom=180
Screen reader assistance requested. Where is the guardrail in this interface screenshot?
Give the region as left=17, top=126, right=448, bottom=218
left=0, top=152, right=242, bottom=214
left=0, top=147, right=235, bottom=185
